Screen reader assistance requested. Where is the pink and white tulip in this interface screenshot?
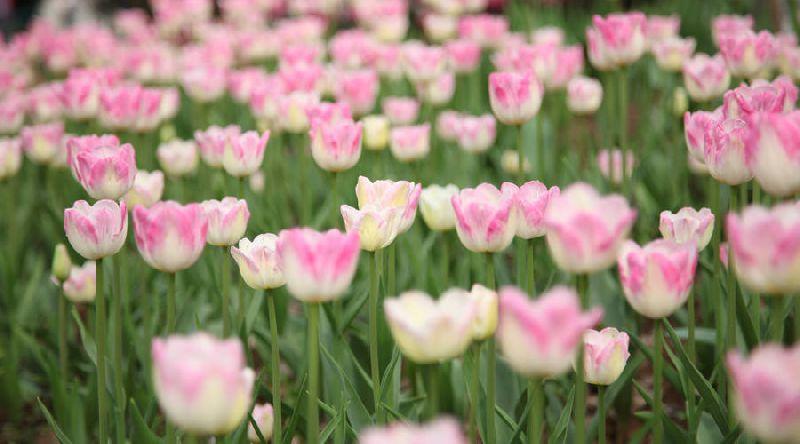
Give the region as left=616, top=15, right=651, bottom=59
left=712, top=15, right=753, bottom=46
left=704, top=118, right=753, bottom=185
left=719, top=31, right=777, bottom=79
left=451, top=182, right=518, bottom=253
left=335, top=69, right=379, bottom=116
left=467, top=284, right=499, bottom=340
left=360, top=417, right=467, bottom=444
left=682, top=54, right=730, bottom=102
left=157, top=140, right=199, bottom=177
left=445, top=39, right=481, bottom=73
left=133, top=201, right=208, bottom=273
left=581, top=327, right=630, bottom=386
left=247, top=404, right=274, bottom=443
left=488, top=71, right=543, bottom=125
left=419, top=184, right=459, bottom=231
left=402, top=44, right=446, bottom=83
left=223, top=130, right=269, bottom=177
left=356, top=176, right=421, bottom=233
left=390, top=124, right=430, bottom=162
left=0, top=137, right=22, bottom=180
left=684, top=109, right=722, bottom=171
left=123, top=171, right=165, bottom=209
left=231, top=234, right=286, bottom=291
left=743, top=110, right=800, bottom=197
left=646, top=15, right=680, bottom=46
left=597, top=149, right=635, bottom=185
left=340, top=204, right=402, bottom=251
left=586, top=13, right=647, bottom=69
left=416, top=71, right=455, bottom=106
left=514, top=181, right=560, bottom=240
left=21, top=122, right=64, bottom=165
left=67, top=134, right=137, bottom=200
left=567, top=77, right=603, bottom=115
left=195, top=125, right=239, bottom=168
left=652, top=37, right=696, bottom=72
left=63, top=261, right=96, bottom=303
left=659, top=207, right=715, bottom=251
left=382, top=97, right=419, bottom=126
left=455, top=114, right=496, bottom=153
left=309, top=120, right=362, bottom=172
left=64, top=200, right=128, bottom=260
left=201, top=198, right=250, bottom=247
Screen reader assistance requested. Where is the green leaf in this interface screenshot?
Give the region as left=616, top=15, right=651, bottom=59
left=547, top=386, right=574, bottom=444
left=632, top=380, right=688, bottom=443
left=587, top=353, right=645, bottom=439
left=72, top=307, right=96, bottom=365
left=734, top=289, right=758, bottom=350
left=129, top=399, right=162, bottom=444
left=37, top=398, right=74, bottom=444
left=282, top=373, right=307, bottom=444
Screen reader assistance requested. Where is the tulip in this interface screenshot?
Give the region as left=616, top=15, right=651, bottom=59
left=306, top=102, right=353, bottom=127
left=646, top=15, right=680, bottom=46
left=67, top=135, right=137, bottom=200
left=223, top=130, right=269, bottom=177
left=466, top=284, right=498, bottom=340
left=712, top=14, right=753, bottom=46
left=727, top=203, right=800, bottom=295
left=727, top=344, right=800, bottom=443
left=385, top=289, right=478, bottom=364
left=0, top=94, right=25, bottom=134
left=501, top=149, right=532, bottom=175
left=231, top=234, right=286, bottom=290
left=27, top=82, right=64, bottom=123
left=64, top=200, right=128, bottom=260
left=704, top=117, right=753, bottom=186
left=21, top=122, right=64, bottom=165
left=360, top=418, right=467, bottom=444
left=682, top=54, right=730, bottom=102
left=194, top=125, right=238, bottom=168
left=151, top=333, right=255, bottom=436
left=436, top=111, right=461, bottom=142
left=335, top=69, right=379, bottom=116
left=543, top=183, right=637, bottom=273
left=423, top=14, right=457, bottom=43
left=309, top=119, right=362, bottom=172
left=515, top=181, right=560, bottom=239
left=416, top=71, right=455, bottom=106
left=450, top=183, right=518, bottom=254
left=458, top=14, right=508, bottom=48
left=340, top=204, right=402, bottom=252
left=498, top=285, right=603, bottom=377
left=390, top=124, right=431, bottom=162
left=63, top=261, right=96, bottom=303
left=278, top=92, right=320, bottom=133
left=683, top=109, right=722, bottom=170
left=133, top=201, right=208, bottom=273
left=402, top=44, right=446, bottom=83
left=618, top=239, right=698, bottom=318
left=719, top=30, right=777, bottom=79
left=248, top=404, right=274, bottom=443
left=123, top=170, right=165, bottom=208
left=455, top=114, right=496, bottom=154
left=382, top=97, right=419, bottom=125
left=488, top=71, right=543, bottom=125
left=201, top=198, right=249, bottom=247
left=652, top=37, right=696, bottom=72
left=659, top=207, right=715, bottom=251
left=98, top=85, right=164, bottom=132
left=722, top=83, right=786, bottom=119
left=61, top=68, right=120, bottom=120
left=744, top=110, right=800, bottom=197
left=586, top=13, right=647, bottom=68
left=0, top=137, right=22, bottom=180
left=419, top=184, right=459, bottom=231
left=157, top=140, right=199, bottom=177
left=356, top=176, right=422, bottom=233
left=567, top=77, right=603, bottom=115
left=181, top=66, right=227, bottom=103
left=597, top=149, right=635, bottom=185
left=361, top=115, right=390, bottom=151
left=581, top=327, right=630, bottom=385
left=445, top=39, right=481, bottom=73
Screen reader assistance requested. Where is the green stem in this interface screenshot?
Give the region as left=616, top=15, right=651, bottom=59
left=653, top=319, right=664, bottom=444
left=535, top=116, right=544, bottom=181
left=598, top=385, right=606, bottom=444
left=58, top=287, right=67, bottom=380
left=167, top=272, right=176, bottom=333
left=686, top=288, right=697, bottom=440
left=769, top=297, right=785, bottom=343
left=618, top=68, right=629, bottom=197
left=425, top=364, right=439, bottom=419
left=222, top=247, right=231, bottom=337
left=517, top=123, right=525, bottom=184
left=527, top=239, right=536, bottom=295
left=725, top=187, right=737, bottom=422
left=300, top=134, right=312, bottom=225
left=469, top=343, right=480, bottom=443
left=369, top=251, right=383, bottom=422
left=574, top=273, right=588, bottom=444
left=440, top=233, right=449, bottom=292
left=96, top=257, right=107, bottom=444
left=528, top=377, right=544, bottom=444
left=306, top=302, right=320, bottom=442
left=330, top=172, right=340, bottom=229
left=388, top=243, right=396, bottom=296
left=709, top=178, right=725, bottom=390
left=266, top=292, right=282, bottom=444
left=485, top=250, right=497, bottom=444
left=113, top=254, right=126, bottom=443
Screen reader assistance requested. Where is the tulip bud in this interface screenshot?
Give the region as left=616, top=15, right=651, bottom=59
left=586, top=13, right=647, bottom=69
left=361, top=115, right=390, bottom=151
left=52, top=244, right=72, bottom=282
left=133, top=201, right=208, bottom=273
left=248, top=404, right=274, bottom=443
left=390, top=124, right=431, bottom=162
left=202, top=198, right=250, bottom=247
left=467, top=284, right=498, bottom=340
left=310, top=120, right=362, bottom=172
left=64, top=200, right=128, bottom=260
left=659, top=207, right=714, bottom=251
left=498, top=286, right=603, bottom=377
left=489, top=71, right=543, bottom=125
left=567, top=77, right=603, bottom=115
left=223, top=130, right=269, bottom=177
left=501, top=149, right=532, bottom=175
left=158, top=140, right=199, bottom=177
left=231, top=234, right=285, bottom=291
left=152, top=333, right=255, bottom=436
left=452, top=183, right=518, bottom=253
left=123, top=171, right=165, bottom=208
left=515, top=181, right=560, bottom=239
left=672, top=86, right=688, bottom=117
left=249, top=171, right=264, bottom=193
left=419, top=184, right=459, bottom=231
left=581, top=327, right=630, bottom=386
left=63, top=261, right=96, bottom=303
left=0, top=137, right=22, bottom=180
left=360, top=417, right=467, bottom=444
left=618, top=239, right=697, bottom=318
left=384, top=289, right=478, bottom=363
left=277, top=228, right=360, bottom=302
left=356, top=176, right=421, bottom=233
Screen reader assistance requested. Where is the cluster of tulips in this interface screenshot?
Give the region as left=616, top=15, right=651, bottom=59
left=5, top=0, right=800, bottom=443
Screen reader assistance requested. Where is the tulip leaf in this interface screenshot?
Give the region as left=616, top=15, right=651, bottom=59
left=129, top=399, right=162, bottom=444
left=625, top=328, right=683, bottom=396
left=721, top=424, right=742, bottom=444
left=734, top=289, right=758, bottom=350
left=632, top=380, right=688, bottom=443
left=547, top=386, right=574, bottom=444
left=37, top=397, right=74, bottom=444
left=71, top=307, right=96, bottom=365
left=248, top=411, right=267, bottom=444
left=340, top=288, right=369, bottom=334
left=587, top=352, right=645, bottom=439
left=282, top=372, right=307, bottom=444
left=319, top=343, right=371, bottom=431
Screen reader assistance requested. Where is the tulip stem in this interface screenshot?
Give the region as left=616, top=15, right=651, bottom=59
left=535, top=117, right=544, bottom=182
left=300, top=134, right=312, bottom=225
left=686, top=287, right=697, bottom=440
left=112, top=253, right=126, bottom=443
left=527, top=239, right=536, bottom=295
left=167, top=272, right=176, bottom=333
left=485, top=253, right=496, bottom=444
left=574, top=273, right=588, bottom=444
left=222, top=247, right=231, bottom=337
left=528, top=377, right=544, bottom=444
left=306, top=302, right=320, bottom=442
left=440, top=232, right=449, bottom=292
left=96, top=257, right=108, bottom=444
left=597, top=385, right=606, bottom=444
left=425, top=364, right=439, bottom=419
left=769, top=297, right=785, bottom=343
left=709, top=178, right=725, bottom=390
left=266, top=292, right=282, bottom=444
left=725, top=187, right=737, bottom=423
left=330, top=172, right=340, bottom=229
left=517, top=123, right=525, bottom=184
left=469, top=343, right=480, bottom=443
left=653, top=319, right=664, bottom=444
left=58, top=286, right=67, bottom=380
left=369, top=251, right=383, bottom=422
left=617, top=67, right=629, bottom=197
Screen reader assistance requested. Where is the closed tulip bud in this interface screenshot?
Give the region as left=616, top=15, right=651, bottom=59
left=248, top=171, right=264, bottom=193
left=498, top=286, right=603, bottom=377
left=466, top=284, right=498, bottom=340
left=0, top=137, right=22, bottom=180
left=587, top=13, right=647, bottom=68
left=133, top=201, right=208, bottom=273
left=659, top=207, right=715, bottom=251
left=419, top=184, right=458, bottom=231
left=356, top=176, right=421, bottom=233
left=360, top=418, right=467, bottom=444
left=515, top=181, right=560, bottom=239
left=361, top=115, right=390, bottom=151
left=719, top=31, right=777, bottom=79
left=382, top=97, right=419, bottom=126
left=456, top=114, right=496, bottom=154
left=52, top=244, right=72, bottom=282
left=544, top=183, right=636, bottom=273
left=310, top=120, right=362, bottom=172
left=672, top=87, right=688, bottom=117
left=68, top=135, right=137, bottom=200
left=63, top=261, right=96, bottom=303
left=248, top=404, right=273, bottom=443
left=64, top=199, right=128, bottom=261
left=489, top=71, right=543, bottom=125
left=727, top=203, right=800, bottom=294
left=390, top=124, right=430, bottom=162
left=152, top=333, right=255, bottom=436
left=597, top=149, right=635, bottom=185
left=231, top=234, right=285, bottom=291
left=581, top=327, right=630, bottom=386
left=652, top=37, right=696, bottom=72
left=452, top=183, right=518, bottom=253
left=727, top=344, right=800, bottom=443
left=157, top=140, right=199, bottom=177
left=341, top=204, right=402, bottom=251
left=704, top=118, right=753, bottom=185
left=21, top=122, right=65, bottom=165
left=684, top=109, right=722, bottom=170
left=567, top=77, right=603, bottom=115
left=744, top=111, right=800, bottom=197
left=384, top=289, right=479, bottom=363
left=501, top=149, right=532, bottom=174
left=223, top=130, right=269, bottom=177
left=618, top=239, right=697, bottom=318
left=123, top=171, right=164, bottom=209
left=683, top=54, right=730, bottom=103
left=277, top=228, right=360, bottom=302
left=201, top=198, right=250, bottom=247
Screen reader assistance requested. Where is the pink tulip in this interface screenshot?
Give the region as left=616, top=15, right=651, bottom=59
left=744, top=110, right=800, bottom=196
left=458, top=14, right=508, bottom=48
left=727, top=344, right=800, bottom=443
left=719, top=31, right=777, bottom=79
left=779, top=46, right=800, bottom=80
left=133, top=201, right=208, bottom=273
left=335, top=69, right=379, bottom=117
left=712, top=15, right=753, bottom=46
left=223, top=130, right=269, bottom=177
left=123, top=170, right=165, bottom=209
left=543, top=183, right=636, bottom=273
left=682, top=54, right=730, bottom=102
left=277, top=64, right=324, bottom=95
left=341, top=204, right=402, bottom=252
left=67, top=134, right=137, bottom=200
left=646, top=15, right=680, bottom=46
left=455, top=114, right=496, bottom=153
left=201, top=197, right=249, bottom=247
left=63, top=261, right=96, bottom=303
left=727, top=203, right=800, bottom=294
left=567, top=77, right=603, bottom=115
left=157, top=140, right=199, bottom=177
left=360, top=418, right=467, bottom=444
left=684, top=109, right=722, bottom=170
left=99, top=85, right=163, bottom=132
left=515, top=181, right=560, bottom=239
left=597, top=149, right=635, bottom=185
left=382, top=97, right=419, bottom=126
left=27, top=82, right=64, bottom=123
left=151, top=333, right=255, bottom=435
left=227, top=68, right=268, bottom=104
left=231, top=234, right=286, bottom=291
left=652, top=37, right=696, bottom=72
left=64, top=199, right=128, bottom=260
left=618, top=239, right=697, bottom=318
left=659, top=207, right=715, bottom=251
left=371, top=43, right=403, bottom=79
left=181, top=65, right=227, bottom=103
left=195, top=125, right=239, bottom=168
left=402, top=44, right=446, bottom=83
left=329, top=30, right=375, bottom=69
left=277, top=228, right=360, bottom=302
left=436, top=110, right=461, bottom=142
left=61, top=68, right=120, bottom=120
left=309, top=119, right=362, bottom=173
left=248, top=403, right=274, bottom=443
left=306, top=102, right=352, bottom=127
left=21, top=122, right=64, bottom=165
left=356, top=176, right=422, bottom=233
left=278, top=92, right=320, bottom=133
left=445, top=39, right=481, bottom=73
left=423, top=14, right=457, bottom=43
left=390, top=124, right=431, bottom=162
left=581, top=327, right=630, bottom=385
left=547, top=45, right=585, bottom=90
left=769, top=76, right=799, bottom=112
left=498, top=285, right=603, bottom=377
left=0, top=137, right=22, bottom=180
left=704, top=117, right=753, bottom=185
left=722, top=83, right=786, bottom=119
left=0, top=93, right=25, bottom=134
left=488, top=70, right=543, bottom=125
left=451, top=182, right=518, bottom=253
left=586, top=13, right=647, bottom=68
left=532, top=26, right=565, bottom=46
left=279, top=43, right=323, bottom=69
